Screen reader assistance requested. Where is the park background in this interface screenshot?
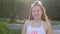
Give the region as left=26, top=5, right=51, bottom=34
left=0, top=0, right=60, bottom=34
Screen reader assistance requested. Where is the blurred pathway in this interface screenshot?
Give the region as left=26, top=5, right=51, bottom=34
left=52, top=25, right=60, bottom=34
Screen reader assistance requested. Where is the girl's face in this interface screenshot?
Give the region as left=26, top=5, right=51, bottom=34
left=32, top=6, right=43, bottom=19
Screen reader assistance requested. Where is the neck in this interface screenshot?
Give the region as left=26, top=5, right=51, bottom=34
left=34, top=18, right=41, bottom=23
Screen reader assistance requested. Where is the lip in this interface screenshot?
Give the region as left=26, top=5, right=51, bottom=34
left=34, top=14, right=39, bottom=16
left=34, top=15, right=39, bottom=17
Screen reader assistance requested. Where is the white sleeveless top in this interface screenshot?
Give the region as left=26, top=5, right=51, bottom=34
left=26, top=21, right=46, bottom=34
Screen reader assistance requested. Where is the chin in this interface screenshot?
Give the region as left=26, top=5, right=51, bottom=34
left=34, top=17, right=40, bottom=19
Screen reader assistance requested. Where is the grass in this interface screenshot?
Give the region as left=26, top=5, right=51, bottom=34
left=16, top=19, right=24, bottom=24
left=50, top=21, right=60, bottom=25
left=8, top=29, right=22, bottom=34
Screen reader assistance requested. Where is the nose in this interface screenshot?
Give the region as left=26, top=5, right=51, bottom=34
left=35, top=11, right=39, bottom=14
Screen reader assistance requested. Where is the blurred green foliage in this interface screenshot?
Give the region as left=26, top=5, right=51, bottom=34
left=51, top=21, right=60, bottom=25
left=0, top=20, right=9, bottom=34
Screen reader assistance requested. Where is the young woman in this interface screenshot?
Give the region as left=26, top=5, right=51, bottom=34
left=22, top=0, right=52, bottom=34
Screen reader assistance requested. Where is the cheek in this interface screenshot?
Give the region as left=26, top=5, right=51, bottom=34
left=32, top=11, right=43, bottom=16
left=32, top=11, right=35, bottom=15
left=37, top=11, right=43, bottom=17
left=40, top=12, right=42, bottom=15
left=32, top=12, right=35, bottom=16
left=40, top=10, right=43, bottom=14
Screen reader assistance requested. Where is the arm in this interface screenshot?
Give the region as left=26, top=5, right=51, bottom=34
left=46, top=23, right=52, bottom=34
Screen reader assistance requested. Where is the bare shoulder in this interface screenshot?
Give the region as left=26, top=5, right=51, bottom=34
left=44, top=21, right=52, bottom=30
left=23, top=20, right=31, bottom=27
left=42, top=21, right=51, bottom=26
left=42, top=21, right=52, bottom=30
left=46, top=22, right=52, bottom=28
left=44, top=21, right=52, bottom=27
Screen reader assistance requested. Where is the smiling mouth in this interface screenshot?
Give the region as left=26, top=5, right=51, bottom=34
left=35, top=14, right=39, bottom=16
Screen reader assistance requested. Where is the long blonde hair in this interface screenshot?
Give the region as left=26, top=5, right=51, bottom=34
left=29, top=0, right=49, bottom=22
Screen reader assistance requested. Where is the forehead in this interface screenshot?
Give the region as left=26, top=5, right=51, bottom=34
left=32, top=6, right=41, bottom=10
